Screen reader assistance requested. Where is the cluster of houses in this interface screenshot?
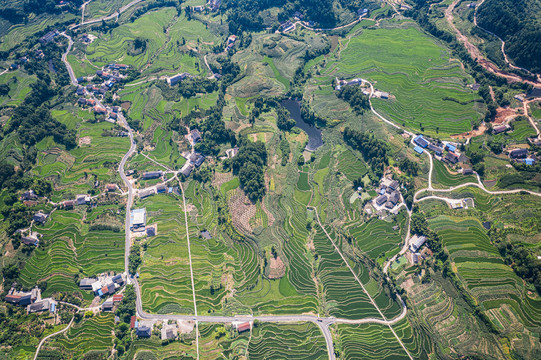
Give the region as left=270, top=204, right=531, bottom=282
left=179, top=152, right=206, bottom=177
left=132, top=318, right=249, bottom=340
left=21, top=189, right=39, bottom=206
left=334, top=77, right=389, bottom=99
left=279, top=20, right=296, bottom=33
left=508, top=147, right=537, bottom=165
left=413, top=135, right=470, bottom=167
left=372, top=178, right=403, bottom=214
left=79, top=273, right=126, bottom=300
left=4, top=286, right=57, bottom=314
left=193, top=0, right=221, bottom=12
left=406, top=234, right=432, bottom=265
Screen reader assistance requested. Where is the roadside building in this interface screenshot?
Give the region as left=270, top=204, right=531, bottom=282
left=389, top=180, right=399, bottom=191
left=445, top=143, right=456, bottom=152
left=444, top=152, right=458, bottom=164
left=102, top=300, right=114, bottom=312
left=428, top=144, right=443, bottom=155
left=136, top=325, right=152, bottom=338
left=156, top=184, right=167, bottom=193
left=389, top=191, right=400, bottom=205
left=113, top=294, right=123, bottom=303
left=27, top=299, right=51, bottom=314
left=80, top=278, right=98, bottom=290
left=189, top=152, right=205, bottom=167
left=413, top=135, right=429, bottom=148
left=33, top=212, right=48, bottom=224
left=146, top=226, right=156, bottom=236
left=63, top=200, right=75, bottom=209
left=179, top=163, right=194, bottom=177
left=413, top=146, right=424, bottom=155
left=462, top=168, right=473, bottom=175
left=142, top=171, right=163, bottom=180
left=139, top=188, right=155, bottom=199
left=131, top=208, right=147, bottom=230
left=410, top=235, right=427, bottom=252
left=385, top=201, right=394, bottom=209
left=375, top=195, right=387, bottom=206
left=112, top=274, right=125, bottom=286
left=236, top=322, right=251, bottom=333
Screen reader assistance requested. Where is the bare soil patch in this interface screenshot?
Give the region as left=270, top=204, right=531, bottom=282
left=229, top=189, right=256, bottom=234
left=79, top=136, right=92, bottom=146
left=268, top=256, right=285, bottom=279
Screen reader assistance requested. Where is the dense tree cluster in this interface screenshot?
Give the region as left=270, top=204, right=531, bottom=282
left=476, top=0, right=541, bottom=73
left=128, top=243, right=141, bottom=274
left=194, top=97, right=236, bottom=156
left=223, top=0, right=338, bottom=34
left=398, top=158, right=419, bottom=177
left=178, top=78, right=218, bottom=98
left=343, top=127, right=388, bottom=177
left=336, top=85, right=370, bottom=114
left=232, top=139, right=268, bottom=202
left=4, top=78, right=76, bottom=150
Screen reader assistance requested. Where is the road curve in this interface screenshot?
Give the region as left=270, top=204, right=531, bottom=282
left=70, top=0, right=144, bottom=29
left=33, top=316, right=75, bottom=360
left=59, top=32, right=78, bottom=86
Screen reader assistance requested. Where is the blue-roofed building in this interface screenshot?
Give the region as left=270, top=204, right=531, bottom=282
left=524, top=158, right=535, bottom=165
left=50, top=302, right=56, bottom=313
left=97, top=289, right=103, bottom=297
left=445, top=143, right=456, bottom=152
left=414, top=135, right=429, bottom=148
left=414, top=146, right=424, bottom=154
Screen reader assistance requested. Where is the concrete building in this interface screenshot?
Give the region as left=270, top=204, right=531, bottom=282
left=131, top=208, right=147, bottom=230
left=80, top=278, right=98, bottom=290
left=413, top=135, right=429, bottom=148
left=142, top=171, right=163, bottom=180
left=410, top=235, right=427, bottom=252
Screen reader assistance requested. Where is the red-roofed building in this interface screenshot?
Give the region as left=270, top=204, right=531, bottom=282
left=101, top=286, right=108, bottom=294
left=130, top=315, right=136, bottom=328
left=113, top=294, right=123, bottom=303
left=236, top=322, right=251, bottom=333
left=94, top=105, right=107, bottom=114
left=5, top=295, right=21, bottom=304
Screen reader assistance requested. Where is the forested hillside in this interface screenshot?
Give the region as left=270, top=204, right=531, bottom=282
left=476, top=0, right=541, bottom=73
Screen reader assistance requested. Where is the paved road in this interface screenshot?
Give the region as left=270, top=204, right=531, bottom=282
left=70, top=0, right=144, bottom=29
left=59, top=32, right=78, bottom=86
left=118, top=113, right=137, bottom=274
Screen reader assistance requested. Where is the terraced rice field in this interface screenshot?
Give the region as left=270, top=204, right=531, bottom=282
left=314, top=23, right=483, bottom=136
left=87, top=8, right=176, bottom=70
left=49, top=314, right=114, bottom=358
left=248, top=323, right=327, bottom=359
left=428, top=215, right=541, bottom=331
left=338, top=322, right=427, bottom=360
left=347, top=217, right=405, bottom=263
left=34, top=120, right=130, bottom=190
left=0, top=70, right=36, bottom=107
left=432, top=160, right=477, bottom=188
left=19, top=209, right=124, bottom=297
left=337, top=149, right=368, bottom=182
left=313, top=228, right=402, bottom=319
